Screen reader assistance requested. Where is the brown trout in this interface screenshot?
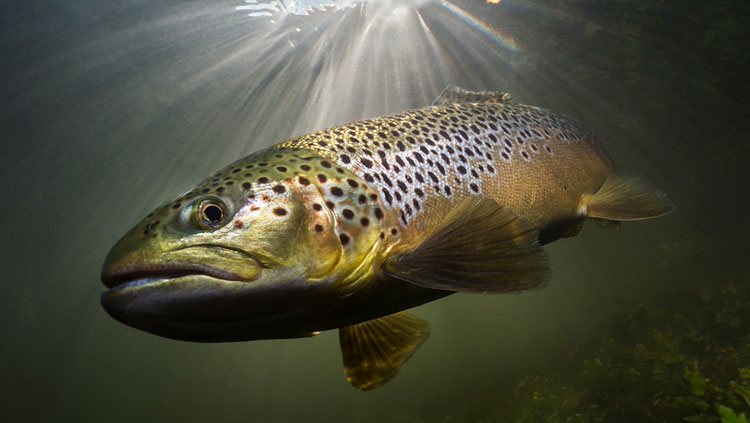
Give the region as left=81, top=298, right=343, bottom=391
left=101, top=87, right=673, bottom=390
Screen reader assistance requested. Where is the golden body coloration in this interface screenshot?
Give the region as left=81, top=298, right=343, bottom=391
left=101, top=87, right=673, bottom=390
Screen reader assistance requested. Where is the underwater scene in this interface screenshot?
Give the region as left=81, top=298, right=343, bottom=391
left=2, top=0, right=749, bottom=421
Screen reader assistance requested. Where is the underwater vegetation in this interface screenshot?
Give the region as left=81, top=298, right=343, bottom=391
left=506, top=282, right=750, bottom=422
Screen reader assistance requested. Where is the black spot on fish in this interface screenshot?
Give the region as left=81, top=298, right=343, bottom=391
left=382, top=188, right=393, bottom=205
left=435, top=162, right=446, bottom=175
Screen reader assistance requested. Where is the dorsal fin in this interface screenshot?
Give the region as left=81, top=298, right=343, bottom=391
left=432, top=85, right=512, bottom=106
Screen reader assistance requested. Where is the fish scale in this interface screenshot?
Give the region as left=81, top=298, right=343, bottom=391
left=280, top=100, right=611, bottom=242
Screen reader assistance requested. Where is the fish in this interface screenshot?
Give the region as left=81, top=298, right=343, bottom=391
left=100, top=86, right=674, bottom=390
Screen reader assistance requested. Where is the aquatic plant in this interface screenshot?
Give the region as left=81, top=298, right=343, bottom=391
left=507, top=283, right=750, bottom=422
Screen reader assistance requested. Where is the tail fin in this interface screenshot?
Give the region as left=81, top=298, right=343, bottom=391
left=586, top=175, right=675, bottom=221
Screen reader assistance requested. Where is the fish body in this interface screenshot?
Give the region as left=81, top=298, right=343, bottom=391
left=101, top=87, right=673, bottom=390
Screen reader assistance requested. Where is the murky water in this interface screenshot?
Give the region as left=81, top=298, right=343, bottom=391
left=2, top=0, right=748, bottom=421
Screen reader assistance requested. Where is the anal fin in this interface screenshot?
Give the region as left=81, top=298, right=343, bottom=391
left=586, top=175, right=675, bottom=221
left=339, top=312, right=430, bottom=391
left=562, top=221, right=585, bottom=238
left=383, top=198, right=550, bottom=293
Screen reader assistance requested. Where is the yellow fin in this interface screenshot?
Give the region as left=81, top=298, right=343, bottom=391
left=383, top=198, right=550, bottom=293
left=586, top=175, right=675, bottom=221
left=339, top=312, right=430, bottom=391
left=432, top=85, right=512, bottom=106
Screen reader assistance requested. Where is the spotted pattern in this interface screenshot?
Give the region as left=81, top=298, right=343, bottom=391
left=279, top=102, right=596, bottom=226
left=137, top=100, right=599, bottom=250
left=137, top=149, right=389, bottom=250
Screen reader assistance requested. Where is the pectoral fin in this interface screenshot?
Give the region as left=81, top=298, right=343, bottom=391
left=586, top=175, right=675, bottom=221
left=339, top=312, right=430, bottom=391
left=383, top=198, right=550, bottom=293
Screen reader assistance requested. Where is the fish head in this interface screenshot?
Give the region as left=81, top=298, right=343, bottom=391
left=101, top=150, right=384, bottom=342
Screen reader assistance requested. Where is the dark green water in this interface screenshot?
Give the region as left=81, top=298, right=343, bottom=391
left=1, top=1, right=748, bottom=421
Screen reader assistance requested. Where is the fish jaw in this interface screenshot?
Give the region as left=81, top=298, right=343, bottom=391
left=99, top=229, right=336, bottom=341
left=100, top=273, right=327, bottom=342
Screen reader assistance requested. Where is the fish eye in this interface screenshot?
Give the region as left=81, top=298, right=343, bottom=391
left=201, top=203, right=224, bottom=225
left=190, top=198, right=229, bottom=229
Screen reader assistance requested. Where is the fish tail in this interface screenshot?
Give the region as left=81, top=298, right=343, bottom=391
left=583, top=175, right=675, bottom=221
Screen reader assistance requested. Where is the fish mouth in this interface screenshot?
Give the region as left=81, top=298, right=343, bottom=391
left=99, top=267, right=318, bottom=342
left=101, top=263, right=253, bottom=289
